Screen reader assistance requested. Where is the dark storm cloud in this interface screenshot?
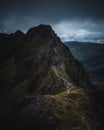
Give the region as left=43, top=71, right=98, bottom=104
left=0, top=0, right=104, bottom=21
left=0, top=0, right=104, bottom=42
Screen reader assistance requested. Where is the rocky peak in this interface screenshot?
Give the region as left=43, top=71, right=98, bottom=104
left=22, top=25, right=74, bottom=71
left=27, top=24, right=53, bottom=35
left=14, top=30, right=24, bottom=37
left=26, top=24, right=61, bottom=47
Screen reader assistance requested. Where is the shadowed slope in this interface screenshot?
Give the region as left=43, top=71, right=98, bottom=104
left=0, top=25, right=99, bottom=130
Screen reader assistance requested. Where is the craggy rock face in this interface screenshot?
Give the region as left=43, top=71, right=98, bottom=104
left=0, top=25, right=98, bottom=130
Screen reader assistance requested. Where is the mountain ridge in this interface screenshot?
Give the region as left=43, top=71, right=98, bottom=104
left=0, top=25, right=100, bottom=130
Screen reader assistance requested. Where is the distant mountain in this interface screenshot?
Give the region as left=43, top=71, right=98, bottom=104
left=0, top=25, right=101, bottom=130
left=65, top=41, right=104, bottom=89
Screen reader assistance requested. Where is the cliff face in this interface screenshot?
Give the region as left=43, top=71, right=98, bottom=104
left=0, top=25, right=98, bottom=130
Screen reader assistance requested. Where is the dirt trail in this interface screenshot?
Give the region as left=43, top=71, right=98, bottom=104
left=53, top=67, right=72, bottom=89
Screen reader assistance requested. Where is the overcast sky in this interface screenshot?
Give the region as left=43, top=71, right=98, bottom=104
left=0, top=0, right=104, bottom=43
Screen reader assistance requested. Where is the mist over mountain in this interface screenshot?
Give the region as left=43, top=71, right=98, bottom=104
left=0, top=25, right=103, bottom=130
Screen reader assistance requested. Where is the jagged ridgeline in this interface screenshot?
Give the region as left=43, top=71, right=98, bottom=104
left=0, top=25, right=99, bottom=130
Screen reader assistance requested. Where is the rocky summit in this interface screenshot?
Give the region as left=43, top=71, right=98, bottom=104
left=0, top=25, right=101, bottom=130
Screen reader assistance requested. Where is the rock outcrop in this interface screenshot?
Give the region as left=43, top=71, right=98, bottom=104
left=0, top=25, right=99, bottom=130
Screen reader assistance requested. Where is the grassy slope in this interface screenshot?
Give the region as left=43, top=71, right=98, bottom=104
left=0, top=63, right=97, bottom=130
left=11, top=88, right=96, bottom=130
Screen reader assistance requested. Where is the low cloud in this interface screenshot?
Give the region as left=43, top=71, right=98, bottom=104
left=53, top=20, right=104, bottom=43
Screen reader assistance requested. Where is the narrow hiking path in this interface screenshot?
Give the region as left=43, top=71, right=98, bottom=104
left=52, top=67, right=73, bottom=90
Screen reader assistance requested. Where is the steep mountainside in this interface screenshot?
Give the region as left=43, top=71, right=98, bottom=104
left=65, top=41, right=104, bottom=89
left=0, top=25, right=100, bottom=130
